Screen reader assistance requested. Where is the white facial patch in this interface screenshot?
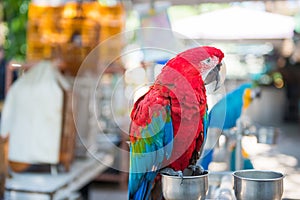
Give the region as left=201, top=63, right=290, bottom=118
left=200, top=55, right=220, bottom=81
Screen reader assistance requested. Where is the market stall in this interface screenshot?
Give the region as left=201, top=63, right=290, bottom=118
left=1, top=0, right=300, bottom=199
left=5, top=152, right=114, bottom=200
left=1, top=1, right=128, bottom=198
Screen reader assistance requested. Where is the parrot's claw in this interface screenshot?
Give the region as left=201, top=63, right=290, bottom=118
left=184, top=165, right=205, bottom=176
left=160, top=168, right=183, bottom=177
left=160, top=168, right=184, bottom=184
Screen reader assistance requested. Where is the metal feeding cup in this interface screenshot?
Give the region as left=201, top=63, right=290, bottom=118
left=161, top=171, right=208, bottom=200
left=233, top=170, right=284, bottom=200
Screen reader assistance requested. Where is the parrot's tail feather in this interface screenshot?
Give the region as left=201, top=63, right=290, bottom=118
left=130, top=180, right=151, bottom=200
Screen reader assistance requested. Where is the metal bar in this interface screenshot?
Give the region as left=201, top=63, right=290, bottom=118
left=235, top=118, right=243, bottom=171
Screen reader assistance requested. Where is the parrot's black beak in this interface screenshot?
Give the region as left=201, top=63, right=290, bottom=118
left=204, top=63, right=222, bottom=92
left=251, top=87, right=261, bottom=99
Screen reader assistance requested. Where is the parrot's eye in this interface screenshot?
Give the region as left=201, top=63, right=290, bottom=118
left=202, top=58, right=211, bottom=65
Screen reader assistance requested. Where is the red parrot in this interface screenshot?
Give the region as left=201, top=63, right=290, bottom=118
left=128, top=46, right=225, bottom=200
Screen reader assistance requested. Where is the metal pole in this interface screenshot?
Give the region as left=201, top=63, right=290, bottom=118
left=235, top=118, right=243, bottom=171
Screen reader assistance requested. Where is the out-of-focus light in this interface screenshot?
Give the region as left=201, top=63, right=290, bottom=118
left=273, top=72, right=284, bottom=88
left=63, top=5, right=77, bottom=18
left=260, top=74, right=272, bottom=85
left=121, top=44, right=144, bottom=70
left=124, top=67, right=146, bottom=85
left=274, top=78, right=284, bottom=88
left=133, top=85, right=149, bottom=103
left=281, top=39, right=294, bottom=57
left=273, top=72, right=283, bottom=79
left=12, top=63, right=22, bottom=67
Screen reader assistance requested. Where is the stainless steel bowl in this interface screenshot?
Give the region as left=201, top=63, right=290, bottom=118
left=233, top=170, right=284, bottom=200
left=161, top=172, right=208, bottom=200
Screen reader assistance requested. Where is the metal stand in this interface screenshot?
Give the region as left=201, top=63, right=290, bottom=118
left=235, top=118, right=243, bottom=171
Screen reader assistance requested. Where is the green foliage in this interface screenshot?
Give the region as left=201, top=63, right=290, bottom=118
left=0, top=3, right=3, bottom=21
left=3, top=0, right=30, bottom=61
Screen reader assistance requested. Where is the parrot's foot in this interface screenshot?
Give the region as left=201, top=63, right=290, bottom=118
left=160, top=168, right=183, bottom=177
left=183, top=165, right=206, bottom=176
left=160, top=168, right=184, bottom=185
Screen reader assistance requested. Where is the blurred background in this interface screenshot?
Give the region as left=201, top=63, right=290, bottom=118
left=0, top=0, right=300, bottom=200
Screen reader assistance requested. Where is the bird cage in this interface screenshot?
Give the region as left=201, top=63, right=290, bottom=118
left=59, top=2, right=102, bottom=76
left=26, top=4, right=64, bottom=61
left=26, top=1, right=125, bottom=76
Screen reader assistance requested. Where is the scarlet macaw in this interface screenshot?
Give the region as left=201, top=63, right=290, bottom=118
left=128, top=46, right=225, bottom=200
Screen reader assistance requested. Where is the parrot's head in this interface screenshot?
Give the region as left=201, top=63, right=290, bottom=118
left=178, top=46, right=225, bottom=92
left=242, top=85, right=261, bottom=110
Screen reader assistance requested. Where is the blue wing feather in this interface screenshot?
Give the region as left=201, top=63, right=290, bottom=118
left=128, top=106, right=173, bottom=200
left=203, top=108, right=209, bottom=144
left=208, top=83, right=252, bottom=130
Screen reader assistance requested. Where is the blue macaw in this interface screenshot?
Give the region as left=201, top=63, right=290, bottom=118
left=208, top=83, right=253, bottom=130
left=200, top=83, right=260, bottom=170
